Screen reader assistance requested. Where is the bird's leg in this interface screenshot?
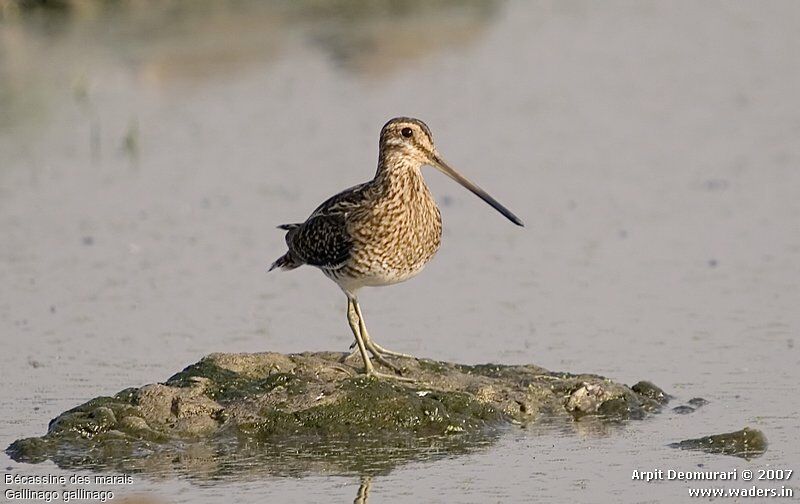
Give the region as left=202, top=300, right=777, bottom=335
left=343, top=304, right=409, bottom=362
left=352, top=301, right=413, bottom=377
left=347, top=297, right=413, bottom=382
left=347, top=298, right=375, bottom=375
left=353, top=299, right=416, bottom=359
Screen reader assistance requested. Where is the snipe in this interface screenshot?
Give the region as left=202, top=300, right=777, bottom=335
left=270, top=117, right=523, bottom=380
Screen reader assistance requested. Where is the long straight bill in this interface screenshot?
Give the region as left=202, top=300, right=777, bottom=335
left=432, top=156, right=524, bottom=226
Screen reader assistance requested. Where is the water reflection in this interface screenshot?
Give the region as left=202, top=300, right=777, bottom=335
left=26, top=428, right=503, bottom=481
left=17, top=412, right=650, bottom=487
left=353, top=475, right=371, bottom=504
left=0, top=0, right=500, bottom=144
left=14, top=421, right=649, bottom=502
left=302, top=1, right=500, bottom=76
left=0, top=0, right=500, bottom=131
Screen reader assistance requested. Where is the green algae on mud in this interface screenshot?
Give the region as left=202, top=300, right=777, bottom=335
left=7, top=351, right=668, bottom=476
left=669, top=427, right=768, bottom=459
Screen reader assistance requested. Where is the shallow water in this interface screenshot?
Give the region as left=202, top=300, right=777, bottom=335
left=1, top=1, right=799, bottom=502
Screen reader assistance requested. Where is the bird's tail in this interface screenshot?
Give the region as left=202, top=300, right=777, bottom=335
left=268, top=223, right=303, bottom=272
left=268, top=252, right=301, bottom=272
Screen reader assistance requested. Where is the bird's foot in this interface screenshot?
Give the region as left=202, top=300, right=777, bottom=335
left=365, top=370, right=415, bottom=382
left=347, top=339, right=416, bottom=360
left=364, top=340, right=415, bottom=375
left=343, top=346, right=408, bottom=376
left=368, top=350, right=407, bottom=375
left=368, top=341, right=416, bottom=359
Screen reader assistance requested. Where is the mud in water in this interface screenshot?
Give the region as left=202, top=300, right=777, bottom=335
left=7, top=352, right=667, bottom=475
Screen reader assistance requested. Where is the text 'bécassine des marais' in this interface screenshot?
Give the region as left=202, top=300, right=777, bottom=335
left=5, top=474, right=134, bottom=485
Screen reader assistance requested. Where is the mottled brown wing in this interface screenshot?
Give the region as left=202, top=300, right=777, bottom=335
left=286, top=213, right=352, bottom=268
left=285, top=182, right=374, bottom=268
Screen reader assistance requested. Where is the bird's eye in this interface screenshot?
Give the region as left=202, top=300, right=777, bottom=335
left=401, top=127, right=413, bottom=138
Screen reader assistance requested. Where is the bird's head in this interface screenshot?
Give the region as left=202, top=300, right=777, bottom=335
left=379, top=117, right=437, bottom=166
left=378, top=117, right=524, bottom=227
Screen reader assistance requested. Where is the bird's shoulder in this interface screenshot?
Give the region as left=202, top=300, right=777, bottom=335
left=309, top=181, right=374, bottom=218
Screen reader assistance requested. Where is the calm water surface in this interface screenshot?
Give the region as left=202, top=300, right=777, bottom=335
left=1, top=1, right=799, bottom=502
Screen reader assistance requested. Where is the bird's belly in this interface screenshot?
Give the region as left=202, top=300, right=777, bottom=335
left=329, top=221, right=441, bottom=291
left=360, top=262, right=427, bottom=286
left=326, top=191, right=442, bottom=292
left=345, top=242, right=436, bottom=286
left=328, top=259, right=428, bottom=293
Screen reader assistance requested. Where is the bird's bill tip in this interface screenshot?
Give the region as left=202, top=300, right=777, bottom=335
left=431, top=155, right=524, bottom=227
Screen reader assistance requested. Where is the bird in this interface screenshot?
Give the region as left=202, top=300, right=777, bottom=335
left=269, top=117, right=523, bottom=380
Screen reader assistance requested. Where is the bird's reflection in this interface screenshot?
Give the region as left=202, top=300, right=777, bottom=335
left=353, top=475, right=372, bottom=504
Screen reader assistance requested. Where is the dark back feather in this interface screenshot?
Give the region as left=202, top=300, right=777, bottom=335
left=277, top=183, right=374, bottom=270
